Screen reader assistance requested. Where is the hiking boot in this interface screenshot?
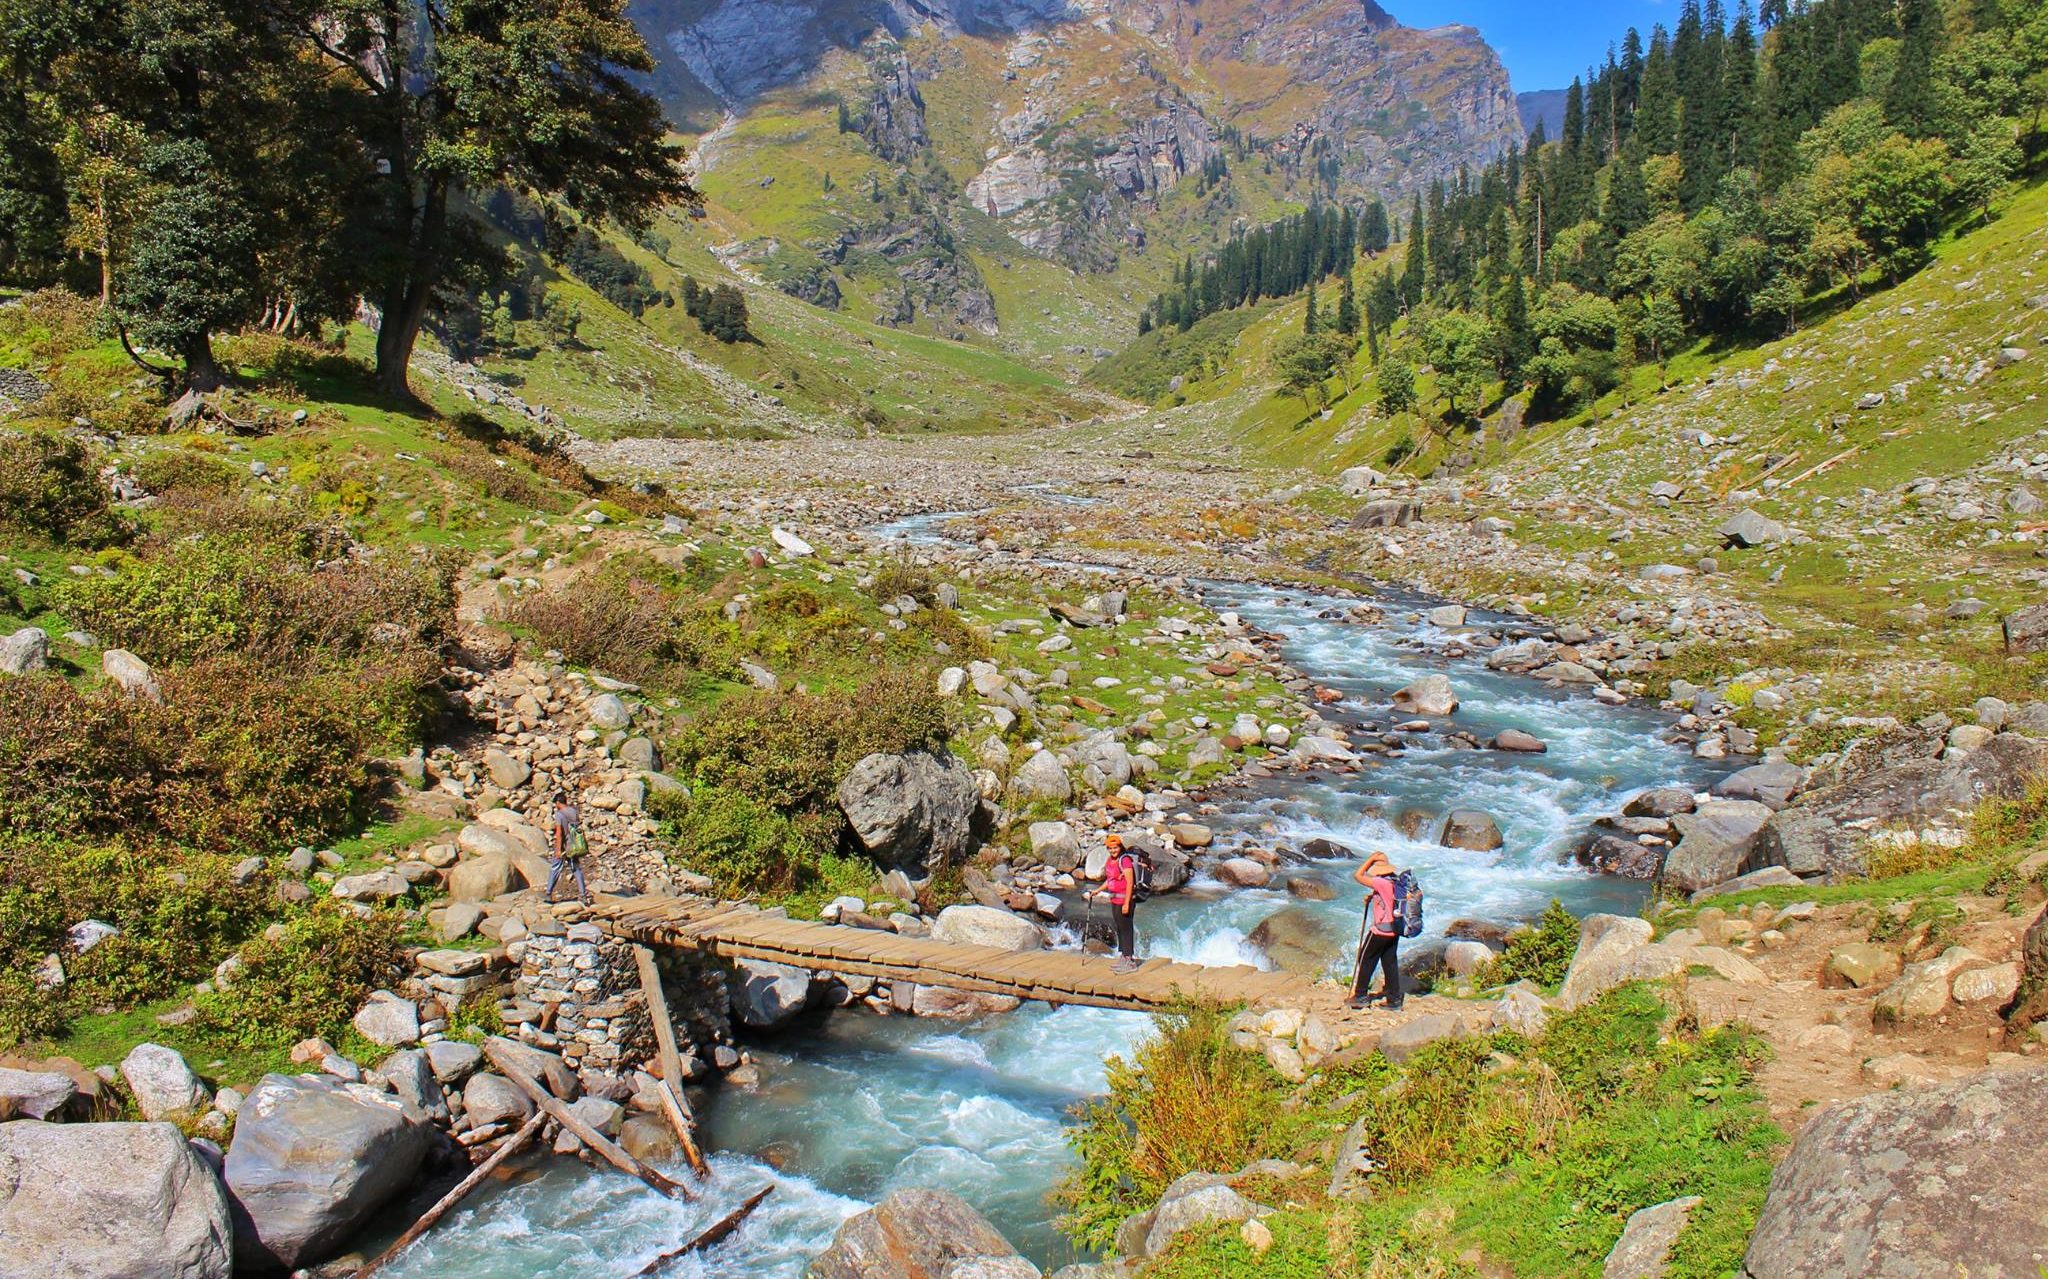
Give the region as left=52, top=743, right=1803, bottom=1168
left=1346, top=996, right=1373, bottom=1010
left=1111, top=957, right=1140, bottom=974
left=1385, top=999, right=1405, bottom=1013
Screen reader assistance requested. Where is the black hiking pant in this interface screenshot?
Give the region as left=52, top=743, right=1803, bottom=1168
left=1113, top=905, right=1136, bottom=959
left=1352, top=931, right=1401, bottom=1004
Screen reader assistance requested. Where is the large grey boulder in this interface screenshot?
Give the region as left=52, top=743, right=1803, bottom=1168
left=931, top=904, right=1044, bottom=952
left=1558, top=915, right=1657, bottom=1011
left=224, top=1073, right=430, bottom=1272
left=102, top=648, right=161, bottom=700
left=0, top=626, right=49, bottom=676
left=839, top=750, right=981, bottom=873
left=1752, top=733, right=2048, bottom=880
left=460, top=1073, right=533, bottom=1129
left=1604, top=1196, right=1701, bottom=1279
left=1008, top=749, right=1071, bottom=804
left=1353, top=497, right=1422, bottom=529
left=732, top=959, right=814, bottom=1028
left=1378, top=1013, right=1470, bottom=1064
left=1717, top=509, right=1791, bottom=548
left=2004, top=602, right=2048, bottom=655
left=1712, top=762, right=1806, bottom=809
left=809, top=1188, right=1022, bottom=1279
left=1741, top=1065, right=2048, bottom=1278
left=1440, top=808, right=1504, bottom=851
left=1140, top=1172, right=1262, bottom=1257
left=1660, top=800, right=1772, bottom=894
left=0, top=1064, right=80, bottom=1120
left=0, top=1120, right=234, bottom=1278
left=121, top=1043, right=211, bottom=1122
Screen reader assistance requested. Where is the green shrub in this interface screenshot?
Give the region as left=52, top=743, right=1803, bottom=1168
left=510, top=560, right=714, bottom=684
left=55, top=530, right=455, bottom=670
left=1056, top=1004, right=1298, bottom=1251
left=0, top=425, right=130, bottom=547
left=0, top=676, right=158, bottom=835
left=0, top=657, right=377, bottom=852
left=869, top=557, right=938, bottom=606
left=0, top=287, right=110, bottom=358
left=196, top=904, right=405, bottom=1048
left=128, top=449, right=240, bottom=498
left=649, top=784, right=815, bottom=894
left=146, top=658, right=379, bottom=851
left=0, top=840, right=273, bottom=1047
left=674, top=668, right=949, bottom=851
left=1474, top=900, right=1580, bottom=989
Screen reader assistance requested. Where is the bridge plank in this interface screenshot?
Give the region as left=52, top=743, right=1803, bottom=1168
left=589, top=895, right=1319, bottom=1013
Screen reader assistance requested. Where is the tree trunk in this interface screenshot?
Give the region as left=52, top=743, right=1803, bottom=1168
left=183, top=332, right=224, bottom=393
left=373, top=176, right=450, bottom=402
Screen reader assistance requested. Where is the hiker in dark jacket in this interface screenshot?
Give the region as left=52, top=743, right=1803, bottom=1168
left=545, top=795, right=591, bottom=906
left=1349, top=850, right=1404, bottom=1011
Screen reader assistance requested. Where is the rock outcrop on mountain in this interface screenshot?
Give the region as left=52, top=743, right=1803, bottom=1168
left=635, top=0, right=1521, bottom=336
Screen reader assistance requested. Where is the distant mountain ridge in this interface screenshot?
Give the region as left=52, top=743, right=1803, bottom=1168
left=1516, top=87, right=1567, bottom=139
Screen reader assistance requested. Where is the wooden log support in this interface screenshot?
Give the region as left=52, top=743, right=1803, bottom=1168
left=482, top=1041, right=690, bottom=1200
left=632, top=945, right=712, bottom=1180
left=352, top=1109, right=547, bottom=1278
left=630, top=1186, right=774, bottom=1277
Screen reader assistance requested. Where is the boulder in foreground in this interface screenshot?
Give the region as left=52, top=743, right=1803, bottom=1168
left=0, top=1120, right=233, bottom=1279
left=809, top=1187, right=1027, bottom=1279
left=1741, top=1064, right=2048, bottom=1279
left=224, top=1073, right=430, bottom=1273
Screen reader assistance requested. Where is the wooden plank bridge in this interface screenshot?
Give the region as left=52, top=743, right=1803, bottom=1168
left=582, top=894, right=1318, bottom=1013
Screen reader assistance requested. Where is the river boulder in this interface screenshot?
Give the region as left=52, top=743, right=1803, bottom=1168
left=1439, top=809, right=1504, bottom=852
left=0, top=1120, right=233, bottom=1278
left=839, top=750, right=981, bottom=873
left=732, top=959, right=815, bottom=1027
left=1008, top=749, right=1071, bottom=804
left=810, top=1188, right=1027, bottom=1279
left=1391, top=674, right=1457, bottom=716
left=931, top=904, right=1044, bottom=952
left=0, top=1064, right=81, bottom=1120
left=224, top=1073, right=431, bottom=1272
left=120, top=1043, right=211, bottom=1122
left=1248, top=907, right=1345, bottom=977
left=1623, top=787, right=1697, bottom=818
left=1741, top=1065, right=2048, bottom=1278
left=1659, top=800, right=1772, bottom=894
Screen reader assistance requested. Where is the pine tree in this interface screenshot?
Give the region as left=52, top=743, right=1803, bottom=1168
left=1723, top=3, right=1761, bottom=173
left=1605, top=140, right=1652, bottom=238
left=1303, top=279, right=1319, bottom=334
left=1403, top=193, right=1427, bottom=306
left=1884, top=0, right=1942, bottom=136
left=1361, top=199, right=1391, bottom=255
left=1337, top=271, right=1359, bottom=335
left=1637, top=27, right=1680, bottom=154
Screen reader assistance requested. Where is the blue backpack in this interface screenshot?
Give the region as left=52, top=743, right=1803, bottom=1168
left=1391, top=870, right=1424, bottom=939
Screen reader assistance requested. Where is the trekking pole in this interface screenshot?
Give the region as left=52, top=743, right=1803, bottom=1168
left=1347, top=904, right=1372, bottom=996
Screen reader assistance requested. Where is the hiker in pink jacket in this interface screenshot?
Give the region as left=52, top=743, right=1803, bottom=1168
left=1087, top=834, right=1142, bottom=974
left=1349, top=850, right=1404, bottom=1011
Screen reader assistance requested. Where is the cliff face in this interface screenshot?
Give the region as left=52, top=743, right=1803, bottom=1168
left=638, top=0, right=1520, bottom=337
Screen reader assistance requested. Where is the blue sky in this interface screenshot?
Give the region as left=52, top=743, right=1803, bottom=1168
left=1385, top=0, right=1675, bottom=94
